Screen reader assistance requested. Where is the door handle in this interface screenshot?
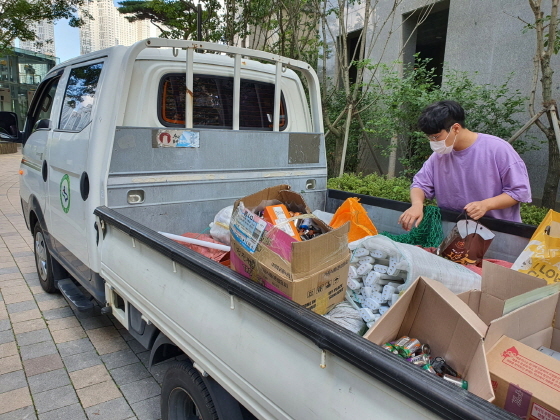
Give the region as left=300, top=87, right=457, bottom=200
left=41, top=160, right=47, bottom=182
left=80, top=172, right=89, bottom=201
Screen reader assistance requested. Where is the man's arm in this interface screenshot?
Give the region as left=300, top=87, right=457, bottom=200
left=464, top=193, right=519, bottom=220
left=398, top=188, right=426, bottom=231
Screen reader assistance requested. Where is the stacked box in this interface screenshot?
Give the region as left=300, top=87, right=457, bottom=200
left=230, top=185, right=350, bottom=314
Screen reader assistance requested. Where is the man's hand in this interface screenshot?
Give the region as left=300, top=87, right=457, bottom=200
left=398, top=203, right=424, bottom=231
left=464, top=201, right=488, bottom=220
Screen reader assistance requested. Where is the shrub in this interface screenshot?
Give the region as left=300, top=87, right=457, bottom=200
left=328, top=173, right=548, bottom=226
left=361, top=58, right=536, bottom=178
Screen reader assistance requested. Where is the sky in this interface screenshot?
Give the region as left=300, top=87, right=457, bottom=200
left=53, top=0, right=122, bottom=63
left=54, top=19, right=80, bottom=63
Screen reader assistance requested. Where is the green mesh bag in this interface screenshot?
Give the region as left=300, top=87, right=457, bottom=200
left=381, top=206, right=444, bottom=248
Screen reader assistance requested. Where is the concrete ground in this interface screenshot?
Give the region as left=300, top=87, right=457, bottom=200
left=0, top=148, right=168, bottom=419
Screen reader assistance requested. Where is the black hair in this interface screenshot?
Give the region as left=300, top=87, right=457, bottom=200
left=417, top=100, right=466, bottom=135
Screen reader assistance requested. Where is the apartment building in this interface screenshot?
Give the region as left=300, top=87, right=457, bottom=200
left=19, top=21, right=56, bottom=57
left=79, top=0, right=159, bottom=55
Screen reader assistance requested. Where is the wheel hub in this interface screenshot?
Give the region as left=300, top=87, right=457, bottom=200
left=168, top=387, right=203, bottom=420
left=35, top=231, right=48, bottom=280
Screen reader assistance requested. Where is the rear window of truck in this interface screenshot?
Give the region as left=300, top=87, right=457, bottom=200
left=159, top=74, right=287, bottom=130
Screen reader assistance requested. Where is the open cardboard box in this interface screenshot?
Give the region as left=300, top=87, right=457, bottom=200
left=229, top=185, right=350, bottom=315
left=485, top=292, right=560, bottom=418
left=457, top=261, right=546, bottom=325
left=363, top=276, right=495, bottom=401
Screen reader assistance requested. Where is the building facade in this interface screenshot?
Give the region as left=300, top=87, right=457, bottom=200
left=323, top=0, right=560, bottom=206
left=0, top=48, right=58, bottom=125
left=79, top=0, right=159, bottom=55
left=19, top=21, right=56, bottom=57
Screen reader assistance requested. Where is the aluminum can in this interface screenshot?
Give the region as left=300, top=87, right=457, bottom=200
left=407, top=353, right=430, bottom=366
left=421, top=364, right=437, bottom=374
left=443, top=374, right=468, bottom=390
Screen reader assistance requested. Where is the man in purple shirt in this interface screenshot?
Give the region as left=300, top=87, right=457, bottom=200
left=398, top=100, right=531, bottom=230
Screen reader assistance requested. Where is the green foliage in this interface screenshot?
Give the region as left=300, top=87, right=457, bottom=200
left=520, top=202, right=550, bottom=227
left=328, top=173, right=549, bottom=226
left=362, top=57, right=534, bottom=178
left=327, top=173, right=413, bottom=203
left=523, top=15, right=560, bottom=54
left=324, top=90, right=364, bottom=176
left=117, top=0, right=222, bottom=41
left=0, top=0, right=88, bottom=54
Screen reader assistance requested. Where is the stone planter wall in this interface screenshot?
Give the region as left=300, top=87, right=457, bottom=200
left=0, top=141, right=18, bottom=154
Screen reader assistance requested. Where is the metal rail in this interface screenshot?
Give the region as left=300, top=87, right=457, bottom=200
left=120, top=38, right=323, bottom=133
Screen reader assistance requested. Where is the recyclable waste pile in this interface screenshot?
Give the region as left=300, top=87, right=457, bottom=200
left=383, top=336, right=468, bottom=390
left=346, top=234, right=482, bottom=327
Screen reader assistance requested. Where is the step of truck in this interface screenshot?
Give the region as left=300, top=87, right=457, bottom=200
left=56, top=278, right=94, bottom=316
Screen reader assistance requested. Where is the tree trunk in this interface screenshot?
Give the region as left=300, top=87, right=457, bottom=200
left=542, top=130, right=560, bottom=209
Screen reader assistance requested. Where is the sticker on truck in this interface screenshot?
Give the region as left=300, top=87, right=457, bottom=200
left=152, top=129, right=200, bottom=148
left=60, top=174, right=70, bottom=214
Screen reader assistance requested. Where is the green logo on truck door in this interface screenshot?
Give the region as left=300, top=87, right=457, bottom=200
left=60, top=174, right=70, bottom=213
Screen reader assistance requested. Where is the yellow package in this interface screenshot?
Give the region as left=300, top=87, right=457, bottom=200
left=329, top=197, right=378, bottom=243
left=511, top=209, right=560, bottom=283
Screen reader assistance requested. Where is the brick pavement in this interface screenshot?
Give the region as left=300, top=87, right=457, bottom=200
left=0, top=148, right=169, bottom=420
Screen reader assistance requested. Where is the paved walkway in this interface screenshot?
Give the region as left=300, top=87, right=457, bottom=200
left=0, top=148, right=166, bottom=420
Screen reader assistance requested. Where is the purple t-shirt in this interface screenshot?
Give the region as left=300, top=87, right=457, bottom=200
left=411, top=133, right=531, bottom=222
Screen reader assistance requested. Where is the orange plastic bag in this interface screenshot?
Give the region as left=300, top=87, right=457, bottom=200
left=329, top=197, right=378, bottom=242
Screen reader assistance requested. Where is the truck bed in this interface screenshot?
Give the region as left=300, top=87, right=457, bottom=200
left=94, top=188, right=528, bottom=419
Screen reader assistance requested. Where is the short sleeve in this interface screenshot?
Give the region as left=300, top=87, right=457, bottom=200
left=411, top=158, right=436, bottom=200
left=501, top=161, right=532, bottom=203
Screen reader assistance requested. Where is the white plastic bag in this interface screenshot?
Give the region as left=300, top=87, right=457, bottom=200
left=352, top=235, right=481, bottom=294
left=209, top=205, right=234, bottom=245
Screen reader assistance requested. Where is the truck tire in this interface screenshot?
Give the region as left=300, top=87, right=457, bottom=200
left=161, top=361, right=220, bottom=420
left=33, top=224, right=57, bottom=293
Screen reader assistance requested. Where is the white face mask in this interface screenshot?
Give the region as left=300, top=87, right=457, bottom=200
left=429, top=129, right=457, bottom=155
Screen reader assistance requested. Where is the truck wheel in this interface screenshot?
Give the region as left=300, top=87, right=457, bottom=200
left=161, top=361, right=219, bottom=420
left=33, top=224, right=57, bottom=293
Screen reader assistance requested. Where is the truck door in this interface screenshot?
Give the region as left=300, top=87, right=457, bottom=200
left=46, top=61, right=104, bottom=280
left=21, top=72, right=63, bottom=214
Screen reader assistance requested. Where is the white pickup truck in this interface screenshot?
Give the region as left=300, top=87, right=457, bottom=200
left=0, top=39, right=532, bottom=419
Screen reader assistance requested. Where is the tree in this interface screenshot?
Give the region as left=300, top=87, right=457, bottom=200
left=317, top=0, right=436, bottom=177
left=117, top=0, right=222, bottom=41
left=0, top=0, right=88, bottom=54
left=524, top=0, right=560, bottom=209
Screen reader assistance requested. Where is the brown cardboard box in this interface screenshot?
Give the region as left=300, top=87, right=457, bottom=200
left=363, top=276, right=495, bottom=401
left=485, top=291, right=560, bottom=358
left=487, top=336, right=560, bottom=419
left=485, top=292, right=560, bottom=419
left=457, top=261, right=546, bottom=325
left=229, top=185, right=350, bottom=314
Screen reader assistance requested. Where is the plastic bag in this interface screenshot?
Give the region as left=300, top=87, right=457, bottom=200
left=352, top=235, right=481, bottom=294
left=209, top=205, right=234, bottom=246
left=511, top=209, right=560, bottom=284
left=173, top=233, right=229, bottom=263
left=438, top=218, right=495, bottom=267
left=330, top=197, right=378, bottom=242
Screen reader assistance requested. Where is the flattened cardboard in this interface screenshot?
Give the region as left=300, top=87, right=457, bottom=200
left=487, top=336, right=560, bottom=419
left=230, top=185, right=350, bottom=314
left=363, top=276, right=494, bottom=401
left=485, top=292, right=560, bottom=353
left=457, top=261, right=546, bottom=325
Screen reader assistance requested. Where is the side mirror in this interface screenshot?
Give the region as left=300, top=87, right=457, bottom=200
left=0, top=111, right=22, bottom=143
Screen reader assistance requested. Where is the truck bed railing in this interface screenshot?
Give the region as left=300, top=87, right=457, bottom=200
left=120, top=38, right=323, bottom=133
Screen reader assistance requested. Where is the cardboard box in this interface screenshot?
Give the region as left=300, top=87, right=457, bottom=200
left=485, top=292, right=560, bottom=419
left=487, top=336, right=560, bottom=419
left=363, top=276, right=495, bottom=401
left=485, top=291, right=560, bottom=358
left=230, top=185, right=350, bottom=315
left=457, top=261, right=546, bottom=325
